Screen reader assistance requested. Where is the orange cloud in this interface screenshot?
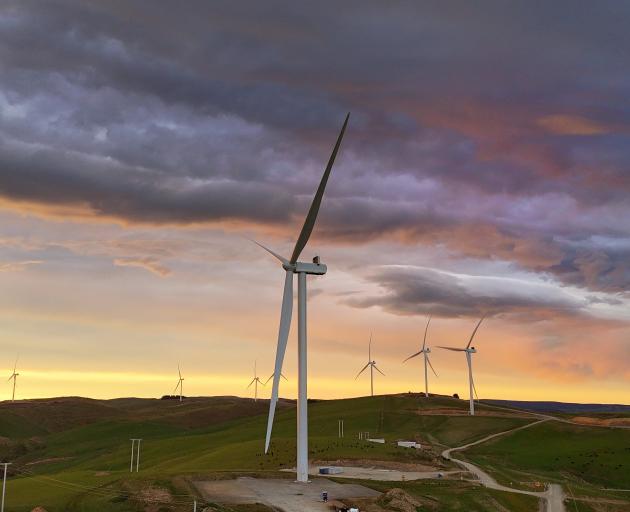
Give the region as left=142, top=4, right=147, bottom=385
left=113, top=257, right=171, bottom=277
left=0, top=260, right=42, bottom=272
left=537, top=114, right=612, bottom=136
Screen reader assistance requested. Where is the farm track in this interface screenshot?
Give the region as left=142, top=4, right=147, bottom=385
left=441, top=418, right=566, bottom=512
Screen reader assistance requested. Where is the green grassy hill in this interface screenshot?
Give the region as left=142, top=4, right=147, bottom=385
left=465, top=419, right=630, bottom=491
left=0, top=394, right=628, bottom=511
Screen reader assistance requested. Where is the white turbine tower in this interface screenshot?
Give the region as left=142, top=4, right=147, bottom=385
left=255, top=113, right=349, bottom=483
left=247, top=361, right=265, bottom=402
left=403, top=316, right=438, bottom=397
left=173, top=364, right=184, bottom=402
left=7, top=356, right=19, bottom=402
left=437, top=317, right=484, bottom=416
left=355, top=334, right=385, bottom=397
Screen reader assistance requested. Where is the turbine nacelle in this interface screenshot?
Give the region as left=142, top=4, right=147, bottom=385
left=282, top=259, right=327, bottom=275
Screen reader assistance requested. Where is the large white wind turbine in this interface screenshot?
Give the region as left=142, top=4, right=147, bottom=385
left=247, top=361, right=265, bottom=403
left=403, top=316, right=438, bottom=397
left=355, top=334, right=385, bottom=397
left=437, top=317, right=484, bottom=415
left=255, top=113, right=349, bottom=483
left=173, top=364, right=185, bottom=402
left=7, top=356, right=19, bottom=402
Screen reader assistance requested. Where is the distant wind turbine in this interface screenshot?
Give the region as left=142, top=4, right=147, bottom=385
left=253, top=113, right=349, bottom=483
left=403, top=316, right=438, bottom=397
left=264, top=372, right=288, bottom=386
left=437, top=317, right=484, bottom=415
left=7, top=356, right=19, bottom=402
left=173, top=364, right=184, bottom=402
left=247, top=361, right=265, bottom=402
left=355, top=334, right=385, bottom=397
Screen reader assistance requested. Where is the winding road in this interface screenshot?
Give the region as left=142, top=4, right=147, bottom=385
left=441, top=419, right=566, bottom=512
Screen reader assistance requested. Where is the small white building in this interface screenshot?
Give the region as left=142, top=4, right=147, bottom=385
left=397, top=440, right=421, bottom=449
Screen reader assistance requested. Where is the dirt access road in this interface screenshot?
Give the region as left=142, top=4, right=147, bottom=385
left=306, top=465, right=463, bottom=481
left=442, top=418, right=566, bottom=512
left=195, top=476, right=380, bottom=512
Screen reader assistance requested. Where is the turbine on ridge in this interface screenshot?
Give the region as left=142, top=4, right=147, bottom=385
left=7, top=356, right=19, bottom=402
left=403, top=316, right=438, bottom=397
left=173, top=364, right=185, bottom=402
left=253, top=113, right=349, bottom=483
left=247, top=360, right=265, bottom=403
left=437, top=316, right=484, bottom=415
left=355, top=333, right=385, bottom=397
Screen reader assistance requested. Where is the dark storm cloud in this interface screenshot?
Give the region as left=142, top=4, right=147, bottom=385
left=346, top=266, right=587, bottom=318
left=1, top=0, right=630, bottom=296
left=0, top=138, right=294, bottom=224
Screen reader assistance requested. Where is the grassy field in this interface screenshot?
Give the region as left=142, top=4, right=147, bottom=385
left=351, top=479, right=541, bottom=512
left=1, top=394, right=628, bottom=511
left=464, top=420, right=630, bottom=492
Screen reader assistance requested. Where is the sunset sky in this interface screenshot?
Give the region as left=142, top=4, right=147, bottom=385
left=1, top=1, right=629, bottom=403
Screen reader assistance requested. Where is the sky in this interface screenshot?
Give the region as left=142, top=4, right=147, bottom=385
left=1, top=1, right=629, bottom=403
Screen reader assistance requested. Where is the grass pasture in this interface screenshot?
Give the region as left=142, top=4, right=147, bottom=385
left=465, top=420, right=630, bottom=491
left=0, top=394, right=628, bottom=511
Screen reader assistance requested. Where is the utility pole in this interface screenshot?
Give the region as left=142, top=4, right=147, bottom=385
left=338, top=419, right=344, bottom=438
left=136, top=439, right=141, bottom=472
left=1, top=462, right=11, bottom=512
left=130, top=439, right=142, bottom=472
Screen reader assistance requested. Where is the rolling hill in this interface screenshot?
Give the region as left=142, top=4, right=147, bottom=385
left=0, top=394, right=628, bottom=511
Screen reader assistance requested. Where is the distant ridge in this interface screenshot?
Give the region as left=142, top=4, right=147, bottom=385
left=486, top=399, right=630, bottom=414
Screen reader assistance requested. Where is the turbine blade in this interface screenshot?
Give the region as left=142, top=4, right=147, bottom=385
left=251, top=239, right=289, bottom=265
left=178, top=364, right=182, bottom=380
left=374, top=365, right=386, bottom=376
left=422, top=316, right=431, bottom=350
left=260, top=378, right=266, bottom=387
left=355, top=362, right=371, bottom=379
left=13, top=355, right=19, bottom=373
left=427, top=356, right=438, bottom=377
left=466, top=316, right=485, bottom=349
left=403, top=351, right=423, bottom=363
left=246, top=377, right=256, bottom=389
left=174, top=381, right=181, bottom=393
left=369, top=332, right=372, bottom=361
left=436, top=346, right=466, bottom=352
left=264, top=270, right=294, bottom=453
left=280, top=373, right=288, bottom=381
left=289, top=113, right=350, bottom=264
left=264, top=374, right=274, bottom=386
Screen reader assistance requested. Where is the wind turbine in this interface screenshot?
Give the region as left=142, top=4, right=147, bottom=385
left=255, top=112, right=349, bottom=483
left=403, top=316, right=438, bottom=397
left=437, top=317, right=484, bottom=416
left=355, top=334, right=385, bottom=397
left=264, top=372, right=288, bottom=386
left=7, top=356, right=19, bottom=402
left=247, top=361, right=265, bottom=402
left=173, top=364, right=184, bottom=402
